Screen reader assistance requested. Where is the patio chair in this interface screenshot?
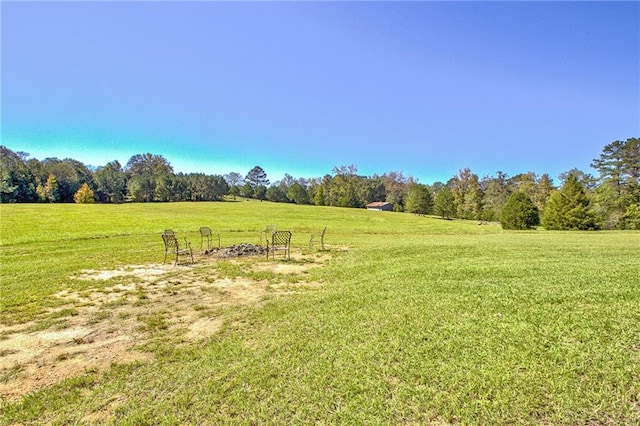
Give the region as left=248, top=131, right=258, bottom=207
left=162, top=232, right=194, bottom=266
left=260, top=224, right=277, bottom=245
left=309, top=226, right=327, bottom=251
left=199, top=226, right=221, bottom=250
left=267, top=231, right=292, bottom=260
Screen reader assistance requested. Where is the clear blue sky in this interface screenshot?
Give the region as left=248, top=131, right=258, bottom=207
left=2, top=1, right=638, bottom=185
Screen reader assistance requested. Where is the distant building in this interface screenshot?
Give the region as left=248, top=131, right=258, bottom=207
left=366, top=201, right=393, bottom=211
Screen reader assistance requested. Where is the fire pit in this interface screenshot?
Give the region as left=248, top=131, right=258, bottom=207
left=205, top=243, right=267, bottom=258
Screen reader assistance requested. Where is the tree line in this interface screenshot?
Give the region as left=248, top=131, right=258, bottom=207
left=1, top=137, right=638, bottom=230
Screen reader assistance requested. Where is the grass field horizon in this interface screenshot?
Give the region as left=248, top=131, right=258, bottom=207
left=1, top=201, right=639, bottom=424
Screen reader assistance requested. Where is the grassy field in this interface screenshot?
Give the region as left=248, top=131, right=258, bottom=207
left=1, top=201, right=639, bottom=424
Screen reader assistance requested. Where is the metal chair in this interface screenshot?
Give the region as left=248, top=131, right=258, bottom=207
left=309, top=226, right=327, bottom=251
left=162, top=232, right=194, bottom=266
left=260, top=224, right=277, bottom=245
left=199, top=226, right=220, bottom=250
left=267, top=231, right=292, bottom=260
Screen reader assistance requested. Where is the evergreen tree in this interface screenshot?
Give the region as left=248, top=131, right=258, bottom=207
left=541, top=173, right=599, bottom=230
left=500, top=192, right=539, bottom=230
left=534, top=173, right=555, bottom=214
left=591, top=138, right=640, bottom=228
left=481, top=171, right=512, bottom=221
left=245, top=166, right=269, bottom=191
left=405, top=184, right=433, bottom=215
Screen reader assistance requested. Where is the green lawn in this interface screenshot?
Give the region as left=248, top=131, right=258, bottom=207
left=1, top=202, right=639, bottom=424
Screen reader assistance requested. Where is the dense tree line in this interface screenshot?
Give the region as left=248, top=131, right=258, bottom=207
left=1, top=137, right=638, bottom=229
left=0, top=148, right=228, bottom=204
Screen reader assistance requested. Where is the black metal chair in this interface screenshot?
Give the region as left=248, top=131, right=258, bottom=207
left=162, top=232, right=194, bottom=266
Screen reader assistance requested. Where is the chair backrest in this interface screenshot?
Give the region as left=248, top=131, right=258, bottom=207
left=264, top=224, right=277, bottom=233
left=199, top=226, right=212, bottom=237
left=162, top=233, right=179, bottom=249
left=320, top=227, right=327, bottom=237
left=164, top=229, right=175, bottom=235
left=271, top=231, right=291, bottom=246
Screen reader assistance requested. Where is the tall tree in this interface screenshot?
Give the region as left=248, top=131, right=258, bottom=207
left=542, top=172, right=599, bottom=230
left=36, top=174, right=60, bottom=202
left=0, top=146, right=38, bottom=202
left=591, top=138, right=640, bottom=229
left=328, top=165, right=360, bottom=208
left=405, top=184, right=433, bottom=215
left=224, top=172, right=244, bottom=200
left=481, top=171, right=512, bottom=221
left=534, top=173, right=555, bottom=214
left=245, top=166, right=269, bottom=193
left=287, top=182, right=310, bottom=204
left=591, top=138, right=639, bottom=195
left=380, top=171, right=414, bottom=210
left=559, top=168, right=596, bottom=191
left=125, top=153, right=173, bottom=202
left=591, top=140, right=627, bottom=197
left=94, top=161, right=126, bottom=203
left=451, top=168, right=483, bottom=220
left=434, top=186, right=456, bottom=219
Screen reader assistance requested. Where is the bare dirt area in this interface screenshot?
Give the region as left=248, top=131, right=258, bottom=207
left=0, top=250, right=329, bottom=402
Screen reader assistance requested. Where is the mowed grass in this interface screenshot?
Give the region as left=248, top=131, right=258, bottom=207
left=1, top=202, right=639, bottom=424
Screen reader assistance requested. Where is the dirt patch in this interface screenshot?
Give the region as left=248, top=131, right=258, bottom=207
left=0, top=252, right=327, bottom=402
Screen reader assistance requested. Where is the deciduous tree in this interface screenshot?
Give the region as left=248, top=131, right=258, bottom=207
left=451, top=168, right=483, bottom=219
left=286, top=182, right=310, bottom=204
left=94, top=161, right=126, bottom=203
left=73, top=183, right=95, bottom=203
left=434, top=186, right=456, bottom=219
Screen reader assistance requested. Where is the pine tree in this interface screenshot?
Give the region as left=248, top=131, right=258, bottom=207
left=541, top=173, right=599, bottom=230
left=405, top=184, right=433, bottom=215
left=245, top=166, right=269, bottom=189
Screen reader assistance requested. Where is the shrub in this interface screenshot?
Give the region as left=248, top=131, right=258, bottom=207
left=500, top=192, right=539, bottom=230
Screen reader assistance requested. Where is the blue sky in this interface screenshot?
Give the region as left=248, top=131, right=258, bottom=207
left=2, top=1, right=638, bottom=185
